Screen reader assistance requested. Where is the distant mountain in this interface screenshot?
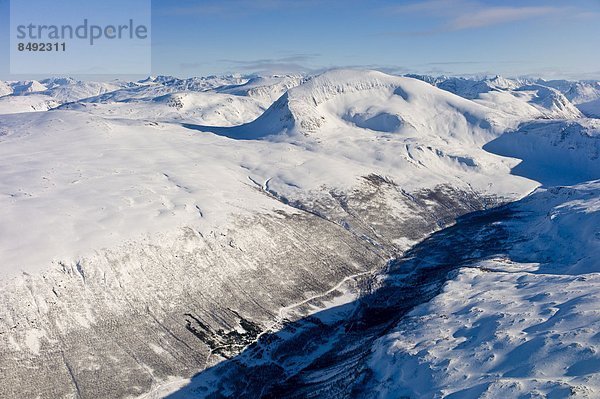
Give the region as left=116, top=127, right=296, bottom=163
left=541, top=79, right=600, bottom=104
left=9, top=79, right=47, bottom=95
left=0, top=93, right=60, bottom=115
left=410, top=75, right=584, bottom=119
left=436, top=75, right=521, bottom=99
left=59, top=90, right=265, bottom=126
left=40, top=80, right=126, bottom=103
left=216, top=74, right=306, bottom=104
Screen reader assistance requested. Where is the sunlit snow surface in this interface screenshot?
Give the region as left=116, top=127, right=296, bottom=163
left=0, top=70, right=598, bottom=398
left=369, top=182, right=600, bottom=398
left=1, top=70, right=548, bottom=279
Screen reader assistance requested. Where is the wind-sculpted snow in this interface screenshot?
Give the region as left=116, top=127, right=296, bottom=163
left=193, top=70, right=510, bottom=143
left=0, top=69, right=598, bottom=398
left=367, top=181, right=600, bottom=399
left=507, top=183, right=600, bottom=275
left=369, top=269, right=600, bottom=399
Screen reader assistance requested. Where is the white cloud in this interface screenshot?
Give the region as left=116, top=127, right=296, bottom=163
left=449, top=6, right=560, bottom=30
left=389, top=1, right=570, bottom=32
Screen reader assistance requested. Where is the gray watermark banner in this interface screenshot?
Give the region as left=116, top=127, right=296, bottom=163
left=10, top=0, right=151, bottom=75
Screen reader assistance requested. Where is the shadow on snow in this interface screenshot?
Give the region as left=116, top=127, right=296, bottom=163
left=166, top=204, right=521, bottom=398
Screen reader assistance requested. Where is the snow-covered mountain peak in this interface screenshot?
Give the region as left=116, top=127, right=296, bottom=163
left=39, top=77, right=78, bottom=89
left=409, top=75, right=585, bottom=119
left=514, top=84, right=583, bottom=119
left=10, top=80, right=47, bottom=95
left=219, top=69, right=505, bottom=144
left=486, top=74, right=520, bottom=90
left=216, top=74, right=305, bottom=104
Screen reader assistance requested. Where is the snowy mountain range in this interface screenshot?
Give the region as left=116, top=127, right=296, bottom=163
left=0, top=69, right=598, bottom=399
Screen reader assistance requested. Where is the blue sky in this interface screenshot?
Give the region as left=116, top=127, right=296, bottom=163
left=1, top=0, right=600, bottom=80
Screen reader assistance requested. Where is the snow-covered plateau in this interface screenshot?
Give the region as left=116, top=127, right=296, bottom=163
left=0, top=70, right=598, bottom=399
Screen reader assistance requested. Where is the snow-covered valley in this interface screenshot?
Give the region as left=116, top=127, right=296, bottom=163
left=0, top=70, right=598, bottom=398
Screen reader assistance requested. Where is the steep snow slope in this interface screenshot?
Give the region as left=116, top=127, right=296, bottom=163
left=577, top=97, right=600, bottom=118
left=508, top=184, right=600, bottom=275
left=368, top=182, right=600, bottom=399
left=485, top=119, right=600, bottom=186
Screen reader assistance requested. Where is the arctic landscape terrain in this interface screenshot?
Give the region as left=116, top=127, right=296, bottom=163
left=0, top=69, right=599, bottom=399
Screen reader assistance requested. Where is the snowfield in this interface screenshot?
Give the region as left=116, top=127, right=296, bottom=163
left=371, top=268, right=600, bottom=399
left=0, top=94, right=60, bottom=115
left=0, top=70, right=598, bottom=399
left=369, top=181, right=600, bottom=399
left=1, top=70, right=544, bottom=279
